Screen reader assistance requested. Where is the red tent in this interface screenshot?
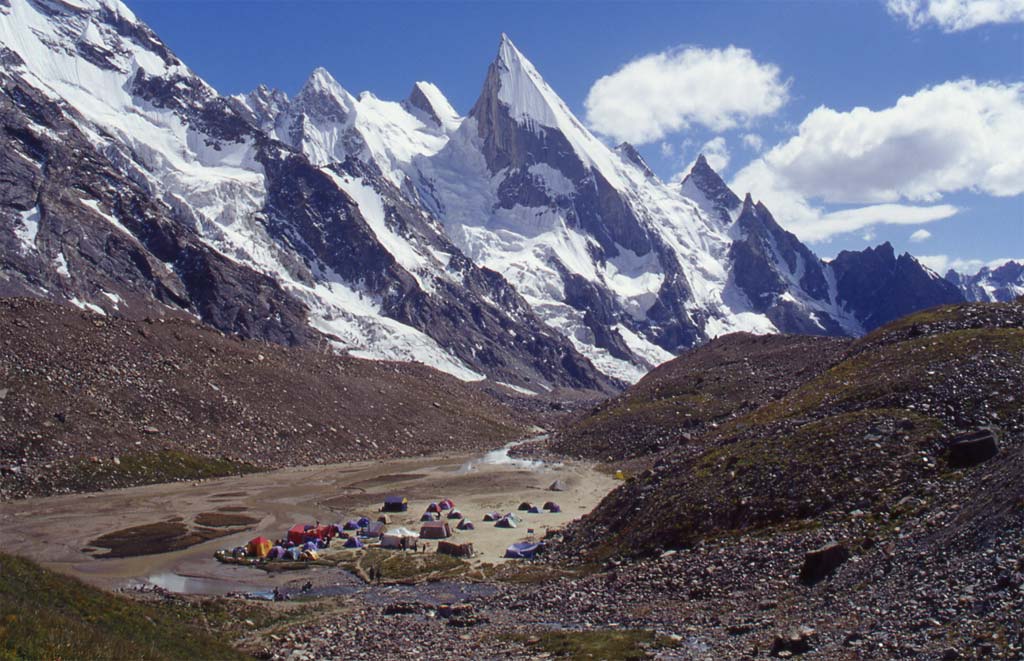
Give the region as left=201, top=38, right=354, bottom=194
left=287, top=524, right=310, bottom=545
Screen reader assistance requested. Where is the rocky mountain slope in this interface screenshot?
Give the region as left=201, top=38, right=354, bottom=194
left=0, top=298, right=530, bottom=499
left=1, top=1, right=970, bottom=390
left=563, top=300, right=1023, bottom=554
left=550, top=332, right=848, bottom=462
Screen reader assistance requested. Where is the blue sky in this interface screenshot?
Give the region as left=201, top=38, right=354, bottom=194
left=130, top=0, right=1023, bottom=273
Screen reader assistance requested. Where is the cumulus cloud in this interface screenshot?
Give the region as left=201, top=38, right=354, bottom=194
left=742, top=133, right=764, bottom=152
left=730, top=79, right=1023, bottom=242
left=584, top=46, right=789, bottom=144
left=909, top=228, right=933, bottom=242
left=887, top=0, right=1024, bottom=31
left=917, top=255, right=1024, bottom=274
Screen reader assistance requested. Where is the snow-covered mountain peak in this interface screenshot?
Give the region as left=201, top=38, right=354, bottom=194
left=405, top=81, right=461, bottom=132
left=473, top=33, right=585, bottom=141
left=295, top=66, right=357, bottom=117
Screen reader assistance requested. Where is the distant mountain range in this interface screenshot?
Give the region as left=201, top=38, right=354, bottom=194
left=1, top=0, right=1013, bottom=392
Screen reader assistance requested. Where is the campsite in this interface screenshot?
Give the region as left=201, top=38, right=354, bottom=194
left=0, top=441, right=617, bottom=596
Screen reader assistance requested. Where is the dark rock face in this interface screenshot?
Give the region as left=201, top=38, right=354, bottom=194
left=0, top=71, right=312, bottom=344
left=680, top=154, right=741, bottom=225
left=831, top=242, right=964, bottom=330
left=799, top=541, right=850, bottom=585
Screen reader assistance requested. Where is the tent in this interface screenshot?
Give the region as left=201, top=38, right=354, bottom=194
left=268, top=545, right=285, bottom=559
left=456, top=519, right=475, bottom=531
left=356, top=516, right=371, bottom=528
left=421, top=512, right=438, bottom=522
left=381, top=527, right=419, bottom=550
left=438, top=498, right=455, bottom=510
left=377, top=514, right=390, bottom=524
left=542, top=501, right=558, bottom=510
left=495, top=514, right=519, bottom=528
left=246, top=536, right=273, bottom=558
left=420, top=521, right=453, bottom=539
left=528, top=506, right=542, bottom=514
left=548, top=503, right=562, bottom=513
left=382, top=495, right=409, bottom=512
left=482, top=512, right=502, bottom=522
left=343, top=519, right=361, bottom=530
left=366, top=521, right=386, bottom=538
left=437, top=541, right=474, bottom=558
left=447, top=509, right=464, bottom=520
left=303, top=541, right=318, bottom=551
left=284, top=547, right=302, bottom=561
left=548, top=479, right=567, bottom=491
left=613, top=470, right=626, bottom=480
left=344, top=536, right=364, bottom=549
left=302, top=549, right=319, bottom=561
left=505, top=541, right=543, bottom=559
left=426, top=502, right=442, bottom=514
left=288, top=524, right=311, bottom=545
left=517, top=502, right=533, bottom=511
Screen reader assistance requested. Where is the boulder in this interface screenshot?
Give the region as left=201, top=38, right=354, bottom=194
left=770, top=626, right=815, bottom=656
left=947, top=429, right=998, bottom=467
left=799, top=541, right=850, bottom=585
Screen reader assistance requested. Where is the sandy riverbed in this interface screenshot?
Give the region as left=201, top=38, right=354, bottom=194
left=0, top=442, right=617, bottom=594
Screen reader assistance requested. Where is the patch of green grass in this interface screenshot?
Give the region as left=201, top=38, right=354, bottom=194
left=66, top=450, right=259, bottom=492
left=511, top=629, right=678, bottom=660
left=0, top=552, right=249, bottom=660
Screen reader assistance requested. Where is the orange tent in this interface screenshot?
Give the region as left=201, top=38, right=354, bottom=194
left=246, top=536, right=273, bottom=558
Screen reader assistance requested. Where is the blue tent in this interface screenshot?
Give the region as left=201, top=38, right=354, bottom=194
left=456, top=519, right=475, bottom=531
left=303, top=541, right=318, bottom=551
left=421, top=512, right=437, bottom=521
left=383, top=495, right=408, bottom=512
left=343, top=520, right=360, bottom=530
left=344, top=536, right=364, bottom=549
left=267, top=546, right=285, bottom=559
left=528, top=506, right=542, bottom=514
left=356, top=516, right=371, bottom=528
left=495, top=514, right=519, bottom=528
left=548, top=503, right=562, bottom=513
left=505, top=542, right=543, bottom=559
left=284, top=547, right=302, bottom=561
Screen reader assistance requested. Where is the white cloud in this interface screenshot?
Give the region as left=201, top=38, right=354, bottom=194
left=659, top=142, right=675, bottom=157
left=742, top=133, right=764, bottom=152
left=584, top=46, right=789, bottom=144
left=731, top=159, right=959, bottom=242
left=730, top=79, right=1023, bottom=242
left=909, top=228, right=933, bottom=242
left=917, top=254, right=1024, bottom=274
left=887, top=0, right=1024, bottom=31
left=862, top=230, right=877, bottom=242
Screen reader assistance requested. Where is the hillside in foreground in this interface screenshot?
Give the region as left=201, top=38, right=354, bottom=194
left=0, top=298, right=530, bottom=499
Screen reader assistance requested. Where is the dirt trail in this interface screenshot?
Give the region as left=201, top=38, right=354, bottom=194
left=0, top=445, right=616, bottom=593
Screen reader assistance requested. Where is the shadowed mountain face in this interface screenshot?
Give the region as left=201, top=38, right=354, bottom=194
left=0, top=3, right=968, bottom=391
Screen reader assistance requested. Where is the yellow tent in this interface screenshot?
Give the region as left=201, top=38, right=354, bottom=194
left=613, top=470, right=626, bottom=480
left=246, top=536, right=273, bottom=558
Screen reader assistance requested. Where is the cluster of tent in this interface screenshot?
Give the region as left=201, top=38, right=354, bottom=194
left=216, top=490, right=566, bottom=566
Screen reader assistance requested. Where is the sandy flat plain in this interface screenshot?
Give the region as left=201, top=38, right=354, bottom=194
left=0, top=443, right=617, bottom=593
